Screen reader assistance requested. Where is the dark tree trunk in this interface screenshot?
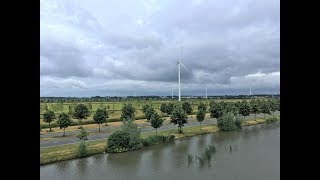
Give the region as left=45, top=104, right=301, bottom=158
left=99, top=124, right=101, bottom=132
left=49, top=122, right=51, bottom=131
left=63, top=128, right=65, bottom=136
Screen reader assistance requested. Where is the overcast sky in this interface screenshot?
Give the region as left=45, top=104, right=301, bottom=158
left=40, top=0, right=280, bottom=97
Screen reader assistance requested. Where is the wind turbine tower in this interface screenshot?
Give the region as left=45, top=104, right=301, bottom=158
left=177, top=45, right=189, bottom=101
left=206, top=86, right=208, bottom=99
left=172, top=88, right=173, bottom=98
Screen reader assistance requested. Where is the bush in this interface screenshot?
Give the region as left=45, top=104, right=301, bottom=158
left=141, top=135, right=175, bottom=146
left=217, top=112, right=238, bottom=131
left=106, top=120, right=142, bottom=153
left=76, top=142, right=88, bottom=158
left=265, top=116, right=279, bottom=123
left=106, top=130, right=131, bottom=153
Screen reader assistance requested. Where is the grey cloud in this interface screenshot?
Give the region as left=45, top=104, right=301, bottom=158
left=40, top=41, right=92, bottom=77
left=40, top=0, right=279, bottom=96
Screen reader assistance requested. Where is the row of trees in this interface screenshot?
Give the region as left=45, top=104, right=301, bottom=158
left=42, top=104, right=109, bottom=135
left=209, top=99, right=280, bottom=121
left=43, top=98, right=280, bottom=136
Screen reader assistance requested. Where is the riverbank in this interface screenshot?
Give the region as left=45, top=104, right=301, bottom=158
left=40, top=118, right=273, bottom=165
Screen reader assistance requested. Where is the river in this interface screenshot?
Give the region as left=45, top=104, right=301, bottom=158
left=40, top=122, right=280, bottom=180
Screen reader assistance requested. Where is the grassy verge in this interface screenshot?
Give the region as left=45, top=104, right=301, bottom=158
left=40, top=117, right=277, bottom=165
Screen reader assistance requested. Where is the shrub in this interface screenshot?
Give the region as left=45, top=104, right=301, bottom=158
left=106, top=119, right=142, bottom=153
left=141, top=135, right=175, bottom=146
left=76, top=142, right=88, bottom=158
left=265, top=116, right=279, bottom=123
left=106, top=130, right=131, bottom=153
left=217, top=112, right=237, bottom=131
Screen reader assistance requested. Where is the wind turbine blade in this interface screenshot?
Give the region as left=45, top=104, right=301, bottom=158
left=179, top=61, right=189, bottom=72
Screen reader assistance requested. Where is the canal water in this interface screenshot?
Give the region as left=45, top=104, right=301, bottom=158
left=41, top=122, right=280, bottom=180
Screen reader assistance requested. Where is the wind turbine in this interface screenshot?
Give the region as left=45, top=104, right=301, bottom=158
left=171, top=88, right=173, bottom=98
left=199, top=82, right=208, bottom=99
left=177, top=45, right=189, bottom=101
left=206, top=86, right=208, bottom=99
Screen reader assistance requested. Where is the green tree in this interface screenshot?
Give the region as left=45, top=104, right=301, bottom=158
left=182, top=101, right=193, bottom=115
left=93, top=108, right=109, bottom=132
left=43, top=110, right=55, bottom=132
left=120, top=104, right=135, bottom=122
left=73, top=104, right=90, bottom=128
left=160, top=103, right=167, bottom=114
left=196, top=109, right=206, bottom=128
left=77, top=142, right=88, bottom=158
left=235, top=101, right=241, bottom=109
left=198, top=102, right=207, bottom=112
left=145, top=106, right=155, bottom=121
left=77, top=127, right=88, bottom=143
left=261, top=100, right=271, bottom=118
left=76, top=127, right=88, bottom=157
left=277, top=99, right=280, bottom=111
left=170, top=105, right=188, bottom=133
left=269, top=99, right=278, bottom=116
left=239, top=100, right=251, bottom=119
left=57, top=113, right=72, bottom=136
left=142, top=104, right=151, bottom=113
left=165, top=103, right=174, bottom=115
left=250, top=99, right=260, bottom=120
left=224, top=102, right=239, bottom=115
left=150, top=113, right=164, bottom=134
left=209, top=101, right=223, bottom=119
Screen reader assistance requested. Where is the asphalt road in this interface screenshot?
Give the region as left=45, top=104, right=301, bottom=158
left=40, top=112, right=279, bottom=149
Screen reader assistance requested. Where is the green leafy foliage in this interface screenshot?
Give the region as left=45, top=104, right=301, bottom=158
left=43, top=110, right=56, bottom=131
left=57, top=113, right=72, bottom=136
left=145, top=107, right=156, bottom=121
left=160, top=103, right=167, bottom=114
left=165, top=103, right=174, bottom=115
left=182, top=101, right=193, bottom=114
left=239, top=100, right=251, bottom=117
left=198, top=102, right=207, bottom=112
left=76, top=141, right=88, bottom=158
left=73, top=104, right=90, bottom=127
left=93, top=108, right=109, bottom=131
left=141, top=135, right=175, bottom=146
left=77, top=127, right=88, bottom=141
left=209, top=101, right=223, bottom=119
left=106, top=119, right=141, bottom=153
left=120, top=104, right=135, bottom=122
left=150, top=113, right=164, bottom=133
left=142, top=104, right=152, bottom=113
left=217, top=112, right=238, bottom=131
left=170, top=105, right=188, bottom=133
left=196, top=109, right=206, bottom=127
